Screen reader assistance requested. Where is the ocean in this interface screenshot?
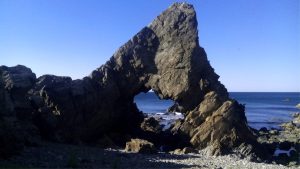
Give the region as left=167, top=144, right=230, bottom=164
left=134, top=92, right=300, bottom=130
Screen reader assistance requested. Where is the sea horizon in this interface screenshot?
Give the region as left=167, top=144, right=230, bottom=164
left=135, top=92, right=300, bottom=130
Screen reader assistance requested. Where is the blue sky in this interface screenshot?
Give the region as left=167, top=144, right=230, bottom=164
left=0, top=0, right=299, bottom=92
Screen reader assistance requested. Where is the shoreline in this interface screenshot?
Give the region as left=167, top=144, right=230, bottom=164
left=136, top=92, right=300, bottom=131
left=0, top=142, right=294, bottom=169
left=1, top=114, right=299, bottom=169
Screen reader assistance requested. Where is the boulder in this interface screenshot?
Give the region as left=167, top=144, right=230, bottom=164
left=125, top=139, right=157, bottom=154
left=140, top=117, right=162, bottom=133
left=171, top=147, right=198, bottom=155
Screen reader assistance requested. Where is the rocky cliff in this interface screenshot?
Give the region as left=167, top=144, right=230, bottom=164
left=0, top=3, right=260, bottom=158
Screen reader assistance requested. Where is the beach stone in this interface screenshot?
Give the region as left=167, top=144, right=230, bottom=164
left=125, top=139, right=157, bottom=154
left=182, top=147, right=198, bottom=154
left=172, top=148, right=182, bottom=155
left=172, top=147, right=198, bottom=154
left=288, top=161, right=297, bottom=167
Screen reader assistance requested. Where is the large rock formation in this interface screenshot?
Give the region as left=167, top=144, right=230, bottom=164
left=0, top=3, right=260, bottom=158
left=0, top=65, right=39, bottom=158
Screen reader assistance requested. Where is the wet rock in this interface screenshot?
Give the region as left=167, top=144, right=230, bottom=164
left=125, top=139, right=157, bottom=154
left=279, top=141, right=291, bottom=151
left=141, top=117, right=162, bottom=133
left=257, top=111, right=300, bottom=166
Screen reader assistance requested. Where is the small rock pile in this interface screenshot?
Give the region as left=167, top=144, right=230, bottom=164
left=256, top=112, right=300, bottom=167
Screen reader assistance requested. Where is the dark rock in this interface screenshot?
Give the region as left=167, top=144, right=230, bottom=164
left=141, top=117, right=162, bottom=133
left=277, top=153, right=289, bottom=165
left=0, top=65, right=40, bottom=158
left=279, top=141, right=291, bottom=151
left=292, top=112, right=300, bottom=118
left=257, top=111, right=300, bottom=165
left=167, top=102, right=184, bottom=113
left=289, top=149, right=297, bottom=158
left=96, top=135, right=116, bottom=148
left=259, top=127, right=268, bottom=133
left=125, top=139, right=157, bottom=154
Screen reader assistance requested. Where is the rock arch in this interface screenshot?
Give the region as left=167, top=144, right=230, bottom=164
left=0, top=3, right=260, bottom=157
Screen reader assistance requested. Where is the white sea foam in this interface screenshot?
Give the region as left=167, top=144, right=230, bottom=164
left=273, top=147, right=296, bottom=157
left=147, top=112, right=184, bottom=130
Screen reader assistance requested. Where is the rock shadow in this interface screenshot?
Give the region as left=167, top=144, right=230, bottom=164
left=0, top=143, right=200, bottom=169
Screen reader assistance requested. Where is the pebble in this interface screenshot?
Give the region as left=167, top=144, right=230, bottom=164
left=0, top=142, right=298, bottom=169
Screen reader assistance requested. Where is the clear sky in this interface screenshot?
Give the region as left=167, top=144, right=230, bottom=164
left=1, top=0, right=299, bottom=92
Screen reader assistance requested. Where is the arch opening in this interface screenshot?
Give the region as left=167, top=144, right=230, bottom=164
left=134, top=90, right=184, bottom=131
